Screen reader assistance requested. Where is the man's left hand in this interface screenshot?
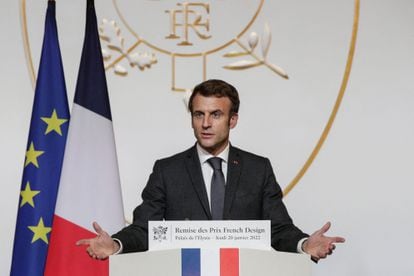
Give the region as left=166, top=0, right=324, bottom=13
left=302, top=221, right=345, bottom=262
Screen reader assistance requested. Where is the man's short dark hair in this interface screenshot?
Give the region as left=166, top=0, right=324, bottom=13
left=188, top=79, right=240, bottom=114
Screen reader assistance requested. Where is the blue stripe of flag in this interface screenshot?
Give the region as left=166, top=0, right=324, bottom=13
left=73, top=0, right=112, bottom=120
left=182, top=248, right=201, bottom=276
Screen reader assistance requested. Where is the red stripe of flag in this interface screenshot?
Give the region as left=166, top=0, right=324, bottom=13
left=44, top=215, right=108, bottom=276
left=220, top=248, right=239, bottom=276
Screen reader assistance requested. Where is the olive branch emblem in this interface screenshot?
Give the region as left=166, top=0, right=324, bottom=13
left=223, top=23, right=288, bottom=79
left=99, top=19, right=157, bottom=76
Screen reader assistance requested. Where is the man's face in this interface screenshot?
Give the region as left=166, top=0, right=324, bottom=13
left=191, top=94, right=238, bottom=156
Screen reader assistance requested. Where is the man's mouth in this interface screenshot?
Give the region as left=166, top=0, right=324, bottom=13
left=201, top=132, right=213, bottom=138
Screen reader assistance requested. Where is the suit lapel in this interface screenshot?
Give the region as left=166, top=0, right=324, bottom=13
left=223, top=146, right=242, bottom=219
left=184, top=146, right=212, bottom=219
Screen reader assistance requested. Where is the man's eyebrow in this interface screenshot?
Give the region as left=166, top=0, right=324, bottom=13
left=193, top=109, right=224, bottom=114
left=211, top=109, right=224, bottom=114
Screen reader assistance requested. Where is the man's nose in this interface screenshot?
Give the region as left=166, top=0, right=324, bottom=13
left=202, top=115, right=211, bottom=128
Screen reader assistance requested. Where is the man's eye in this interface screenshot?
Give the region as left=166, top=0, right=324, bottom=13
left=212, top=112, right=222, bottom=119
left=193, top=113, right=203, bottom=119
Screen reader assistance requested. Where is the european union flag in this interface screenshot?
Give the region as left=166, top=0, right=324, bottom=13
left=10, top=1, right=69, bottom=275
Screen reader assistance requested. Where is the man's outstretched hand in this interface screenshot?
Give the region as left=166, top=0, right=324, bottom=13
left=302, top=222, right=345, bottom=262
left=76, top=222, right=120, bottom=260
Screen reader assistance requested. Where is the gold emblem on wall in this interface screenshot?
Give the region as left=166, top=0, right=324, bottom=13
left=100, top=0, right=288, bottom=91
left=20, top=0, right=360, bottom=196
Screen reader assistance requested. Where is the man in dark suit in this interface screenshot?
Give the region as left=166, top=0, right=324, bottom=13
left=77, top=79, right=345, bottom=261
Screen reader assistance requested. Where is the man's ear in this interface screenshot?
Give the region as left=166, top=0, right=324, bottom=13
left=229, top=113, right=238, bottom=129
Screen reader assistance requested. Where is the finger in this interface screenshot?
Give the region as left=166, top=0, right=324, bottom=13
left=317, top=251, right=325, bottom=258
left=96, top=254, right=108, bottom=260
left=336, top=237, right=346, bottom=243
left=319, top=221, right=331, bottom=234
left=312, top=222, right=331, bottom=236
left=330, top=236, right=346, bottom=243
left=76, top=239, right=91, bottom=246
left=318, top=251, right=327, bottom=259
left=93, top=221, right=104, bottom=235
left=87, top=247, right=95, bottom=257
left=89, top=249, right=98, bottom=259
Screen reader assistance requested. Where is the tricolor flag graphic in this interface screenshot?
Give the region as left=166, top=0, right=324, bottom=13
left=44, top=0, right=124, bottom=275
left=10, top=1, right=69, bottom=275
left=182, top=248, right=239, bottom=276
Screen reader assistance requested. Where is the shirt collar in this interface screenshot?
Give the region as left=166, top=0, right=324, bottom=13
left=196, top=143, right=230, bottom=165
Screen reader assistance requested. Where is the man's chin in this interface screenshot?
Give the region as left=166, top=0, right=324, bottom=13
left=197, top=141, right=216, bottom=152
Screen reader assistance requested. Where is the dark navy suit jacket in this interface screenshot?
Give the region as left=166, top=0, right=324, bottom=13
left=112, top=145, right=308, bottom=253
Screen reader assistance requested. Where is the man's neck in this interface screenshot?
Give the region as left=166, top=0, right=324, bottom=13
left=196, top=143, right=230, bottom=163
left=197, top=142, right=230, bottom=157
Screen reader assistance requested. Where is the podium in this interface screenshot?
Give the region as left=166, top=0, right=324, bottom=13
left=109, top=248, right=311, bottom=275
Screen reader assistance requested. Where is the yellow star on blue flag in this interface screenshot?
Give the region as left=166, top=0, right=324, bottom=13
left=41, top=109, right=68, bottom=135
left=28, top=217, right=52, bottom=244
left=20, top=182, right=40, bottom=208
left=25, top=142, right=44, bottom=168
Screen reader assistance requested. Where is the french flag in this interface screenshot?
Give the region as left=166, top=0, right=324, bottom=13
left=44, top=0, right=124, bottom=275
left=182, top=248, right=239, bottom=276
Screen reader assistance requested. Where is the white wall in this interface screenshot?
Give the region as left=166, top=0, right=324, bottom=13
left=1, top=1, right=413, bottom=275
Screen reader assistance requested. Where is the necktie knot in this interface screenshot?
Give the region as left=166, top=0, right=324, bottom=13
left=207, top=157, right=222, bottom=171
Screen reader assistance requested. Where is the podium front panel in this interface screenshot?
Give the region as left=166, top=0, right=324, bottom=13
left=110, top=249, right=311, bottom=276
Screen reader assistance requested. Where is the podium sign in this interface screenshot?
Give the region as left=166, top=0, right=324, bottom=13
left=149, top=220, right=271, bottom=250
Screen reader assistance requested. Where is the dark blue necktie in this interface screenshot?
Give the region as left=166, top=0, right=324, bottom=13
left=207, top=157, right=225, bottom=220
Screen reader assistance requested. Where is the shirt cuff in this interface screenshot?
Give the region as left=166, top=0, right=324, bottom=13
left=112, top=238, right=123, bottom=255
left=297, top=237, right=308, bottom=254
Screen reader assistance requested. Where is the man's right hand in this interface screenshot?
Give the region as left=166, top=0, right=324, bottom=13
left=76, top=222, right=120, bottom=260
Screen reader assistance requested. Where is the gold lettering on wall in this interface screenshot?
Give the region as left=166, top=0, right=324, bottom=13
left=165, top=2, right=211, bottom=46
